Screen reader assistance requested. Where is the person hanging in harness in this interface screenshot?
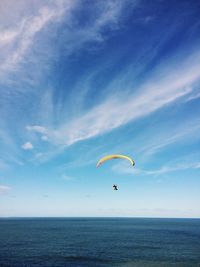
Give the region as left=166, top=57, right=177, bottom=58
left=113, top=184, right=118, bottom=190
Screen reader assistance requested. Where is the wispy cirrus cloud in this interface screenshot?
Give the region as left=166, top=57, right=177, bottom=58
left=0, top=23, right=24, bottom=45
left=0, top=0, right=135, bottom=165
left=145, top=162, right=200, bottom=176
left=113, top=159, right=200, bottom=177
left=1, top=0, right=200, bottom=168
left=27, top=51, right=200, bottom=151
left=0, top=0, right=75, bottom=75
left=138, top=118, right=200, bottom=157
left=185, top=90, right=200, bottom=102
left=0, top=0, right=131, bottom=83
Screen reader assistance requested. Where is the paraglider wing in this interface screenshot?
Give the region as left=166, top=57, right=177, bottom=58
left=96, top=154, right=135, bottom=167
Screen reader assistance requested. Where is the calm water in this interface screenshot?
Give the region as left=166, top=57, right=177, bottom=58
left=0, top=218, right=200, bottom=267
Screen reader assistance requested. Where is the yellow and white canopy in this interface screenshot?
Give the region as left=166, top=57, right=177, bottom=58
left=96, top=154, right=135, bottom=167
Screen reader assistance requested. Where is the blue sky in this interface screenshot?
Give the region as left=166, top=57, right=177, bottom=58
left=0, top=0, right=200, bottom=218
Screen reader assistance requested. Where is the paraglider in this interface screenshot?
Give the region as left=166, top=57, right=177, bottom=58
left=96, top=154, right=135, bottom=190
left=96, top=154, right=135, bottom=168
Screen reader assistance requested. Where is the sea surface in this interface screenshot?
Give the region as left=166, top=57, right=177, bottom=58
left=0, top=218, right=200, bottom=267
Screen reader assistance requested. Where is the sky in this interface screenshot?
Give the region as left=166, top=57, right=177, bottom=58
left=0, top=0, right=200, bottom=218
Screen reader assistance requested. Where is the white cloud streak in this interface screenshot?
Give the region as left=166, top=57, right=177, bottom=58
left=144, top=162, right=200, bottom=176
left=0, top=0, right=129, bottom=80
left=139, top=119, right=200, bottom=157
left=113, top=160, right=200, bottom=176
left=28, top=51, right=200, bottom=150
left=185, top=90, right=200, bottom=102
left=0, top=0, right=136, bottom=164
left=0, top=0, right=76, bottom=74
left=0, top=23, right=24, bottom=45
left=1, top=0, right=200, bottom=166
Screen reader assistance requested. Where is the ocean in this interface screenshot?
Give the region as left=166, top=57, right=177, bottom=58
left=0, top=218, right=200, bottom=267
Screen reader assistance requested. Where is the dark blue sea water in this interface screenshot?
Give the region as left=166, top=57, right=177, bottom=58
left=0, top=218, right=200, bottom=267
